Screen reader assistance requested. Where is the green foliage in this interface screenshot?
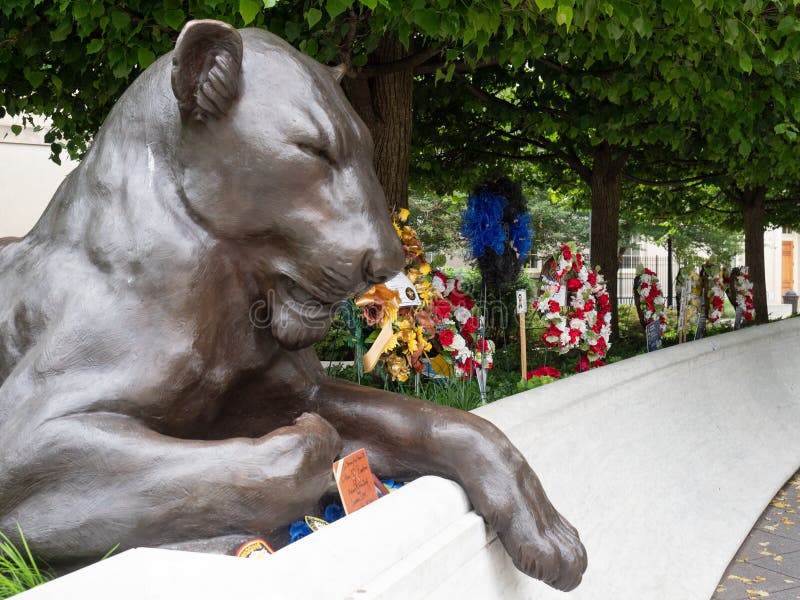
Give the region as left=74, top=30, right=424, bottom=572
left=0, top=526, right=51, bottom=598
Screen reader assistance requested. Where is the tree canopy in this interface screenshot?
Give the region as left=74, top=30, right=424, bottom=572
left=3, top=0, right=800, bottom=329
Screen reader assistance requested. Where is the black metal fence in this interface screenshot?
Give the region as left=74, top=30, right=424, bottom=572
left=616, top=255, right=679, bottom=306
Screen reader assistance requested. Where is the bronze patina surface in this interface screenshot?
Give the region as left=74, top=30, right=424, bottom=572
left=0, top=20, right=586, bottom=591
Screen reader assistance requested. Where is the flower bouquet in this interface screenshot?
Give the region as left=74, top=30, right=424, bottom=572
left=355, top=210, right=492, bottom=383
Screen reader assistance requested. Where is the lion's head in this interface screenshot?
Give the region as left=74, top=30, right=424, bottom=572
left=169, top=20, right=404, bottom=350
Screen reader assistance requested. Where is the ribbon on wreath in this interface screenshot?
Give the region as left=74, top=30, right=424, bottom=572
left=355, top=284, right=402, bottom=373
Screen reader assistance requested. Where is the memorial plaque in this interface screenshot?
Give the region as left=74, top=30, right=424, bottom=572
left=516, top=289, right=528, bottom=314
left=333, top=448, right=379, bottom=515
left=646, top=321, right=662, bottom=352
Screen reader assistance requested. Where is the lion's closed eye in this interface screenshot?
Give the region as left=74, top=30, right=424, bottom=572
left=296, top=142, right=337, bottom=168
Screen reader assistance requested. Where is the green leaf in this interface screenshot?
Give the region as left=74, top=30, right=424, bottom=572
left=86, top=38, right=103, bottom=54
left=535, top=0, right=556, bottom=9
left=556, top=4, right=573, bottom=28
left=738, top=139, right=751, bottom=157
left=263, top=0, right=278, bottom=7
left=306, top=7, right=322, bottom=28
left=325, top=0, right=349, bottom=19
left=11, top=124, right=22, bottom=135
left=239, top=0, right=260, bottom=25
left=50, top=20, right=72, bottom=42
left=137, top=48, right=156, bottom=69
left=164, top=8, right=185, bottom=30
left=738, top=52, right=752, bottom=73
left=23, top=68, right=45, bottom=89
left=777, top=16, right=795, bottom=34
left=284, top=20, right=301, bottom=41
left=110, top=9, right=130, bottom=30
left=360, top=0, right=378, bottom=8
left=415, top=9, right=440, bottom=37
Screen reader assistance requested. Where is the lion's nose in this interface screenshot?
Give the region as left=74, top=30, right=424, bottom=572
left=363, top=244, right=404, bottom=285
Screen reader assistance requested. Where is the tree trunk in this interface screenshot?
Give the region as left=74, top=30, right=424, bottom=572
left=739, top=187, right=769, bottom=324
left=587, top=142, right=627, bottom=341
left=342, top=35, right=412, bottom=212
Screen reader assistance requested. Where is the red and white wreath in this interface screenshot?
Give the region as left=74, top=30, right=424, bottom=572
left=732, top=267, right=755, bottom=321
left=704, top=261, right=727, bottom=324
left=532, top=242, right=611, bottom=371
left=635, top=266, right=667, bottom=336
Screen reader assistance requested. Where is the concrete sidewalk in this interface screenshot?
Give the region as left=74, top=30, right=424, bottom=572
left=713, top=471, right=800, bottom=600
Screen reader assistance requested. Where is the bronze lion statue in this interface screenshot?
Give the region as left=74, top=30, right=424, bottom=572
left=0, top=20, right=585, bottom=591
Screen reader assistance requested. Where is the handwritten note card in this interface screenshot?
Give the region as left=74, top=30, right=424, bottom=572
left=333, top=448, right=379, bottom=515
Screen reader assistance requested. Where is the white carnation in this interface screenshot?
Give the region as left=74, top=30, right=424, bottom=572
left=453, top=306, right=472, bottom=324
left=451, top=334, right=466, bottom=350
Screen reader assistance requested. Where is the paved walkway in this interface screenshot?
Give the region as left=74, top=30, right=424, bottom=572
left=713, top=471, right=800, bottom=600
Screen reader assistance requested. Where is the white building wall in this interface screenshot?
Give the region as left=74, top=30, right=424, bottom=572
left=0, top=117, right=79, bottom=238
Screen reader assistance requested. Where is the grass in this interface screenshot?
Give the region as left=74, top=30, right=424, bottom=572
left=0, top=526, right=51, bottom=598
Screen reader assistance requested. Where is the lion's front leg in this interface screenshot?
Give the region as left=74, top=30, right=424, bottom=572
left=1, top=410, right=340, bottom=564
left=310, top=376, right=587, bottom=592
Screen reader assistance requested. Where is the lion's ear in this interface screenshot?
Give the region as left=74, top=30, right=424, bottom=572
left=171, top=20, right=243, bottom=122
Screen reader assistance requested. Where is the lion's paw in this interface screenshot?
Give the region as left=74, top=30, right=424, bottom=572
left=493, top=473, right=587, bottom=591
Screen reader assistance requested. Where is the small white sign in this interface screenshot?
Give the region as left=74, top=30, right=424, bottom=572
left=516, top=289, right=527, bottom=314
left=384, top=272, right=421, bottom=307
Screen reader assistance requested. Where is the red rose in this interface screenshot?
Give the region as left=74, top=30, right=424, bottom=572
left=598, top=293, right=610, bottom=308
left=561, top=244, right=572, bottom=260
left=433, top=298, right=452, bottom=321
left=461, top=316, right=479, bottom=336
left=448, top=288, right=468, bottom=307
left=438, top=328, right=455, bottom=347
left=567, top=278, right=582, bottom=292
left=594, top=336, right=607, bottom=353
left=463, top=296, right=474, bottom=310
left=568, top=328, right=582, bottom=343
left=476, top=338, right=491, bottom=352
left=584, top=299, right=595, bottom=312
left=587, top=271, right=598, bottom=286
left=573, top=253, right=583, bottom=271
left=548, top=299, right=561, bottom=313
left=572, top=308, right=585, bottom=320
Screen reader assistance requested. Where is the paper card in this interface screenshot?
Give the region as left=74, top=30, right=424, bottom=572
left=515, top=289, right=527, bottom=314
left=235, top=538, right=274, bottom=558
left=332, top=448, right=379, bottom=515
left=383, top=272, right=420, bottom=307
left=645, top=321, right=661, bottom=352
left=554, top=283, right=567, bottom=306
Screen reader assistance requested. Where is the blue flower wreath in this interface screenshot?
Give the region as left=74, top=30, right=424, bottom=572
left=461, top=190, right=507, bottom=258
left=510, top=212, right=533, bottom=259
left=461, top=190, right=533, bottom=260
